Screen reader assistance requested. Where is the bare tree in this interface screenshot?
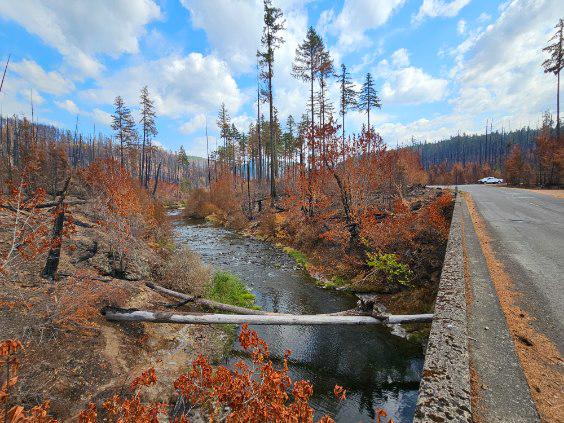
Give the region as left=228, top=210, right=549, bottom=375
left=337, top=64, right=358, bottom=149
left=543, top=18, right=564, bottom=141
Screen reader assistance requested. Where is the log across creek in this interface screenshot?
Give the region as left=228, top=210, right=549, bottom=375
left=101, top=282, right=433, bottom=326
left=102, top=307, right=433, bottom=326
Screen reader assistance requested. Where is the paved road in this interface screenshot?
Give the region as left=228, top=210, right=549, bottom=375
left=459, top=185, right=564, bottom=352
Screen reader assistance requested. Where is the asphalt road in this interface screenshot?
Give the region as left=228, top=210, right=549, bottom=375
left=459, top=184, right=564, bottom=352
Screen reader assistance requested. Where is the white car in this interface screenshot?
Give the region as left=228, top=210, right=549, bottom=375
left=478, top=176, right=504, bottom=184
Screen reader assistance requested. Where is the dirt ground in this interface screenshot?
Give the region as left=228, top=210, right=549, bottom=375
left=0, top=205, right=228, bottom=421
left=463, top=192, right=563, bottom=423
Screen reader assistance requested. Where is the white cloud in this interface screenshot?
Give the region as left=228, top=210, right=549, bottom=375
left=375, top=49, right=448, bottom=105
left=10, top=60, right=74, bottom=95
left=83, top=53, right=243, bottom=121
left=381, top=0, right=560, bottom=147
left=477, top=12, right=491, bottom=23
left=91, top=108, right=113, bottom=126
left=457, top=19, right=466, bottom=35
left=391, top=48, right=410, bottom=67
left=414, top=0, right=470, bottom=23
left=450, top=0, right=558, bottom=127
left=181, top=0, right=263, bottom=74
left=180, top=113, right=206, bottom=134
left=55, top=99, right=80, bottom=115
left=382, top=67, right=448, bottom=104
left=328, top=0, right=405, bottom=52
left=0, top=0, right=161, bottom=77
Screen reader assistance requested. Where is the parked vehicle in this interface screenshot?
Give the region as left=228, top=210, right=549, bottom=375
left=478, top=176, right=504, bottom=184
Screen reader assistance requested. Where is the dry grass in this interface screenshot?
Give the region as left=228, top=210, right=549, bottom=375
left=463, top=192, right=563, bottom=423
left=158, top=247, right=212, bottom=296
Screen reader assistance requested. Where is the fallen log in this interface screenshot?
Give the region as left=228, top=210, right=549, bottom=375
left=145, top=282, right=276, bottom=316
left=145, top=282, right=362, bottom=317
left=101, top=307, right=433, bottom=326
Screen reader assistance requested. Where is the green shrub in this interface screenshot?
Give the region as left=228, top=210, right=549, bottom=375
left=206, top=271, right=258, bottom=309
left=283, top=247, right=308, bottom=268
left=366, top=253, right=412, bottom=287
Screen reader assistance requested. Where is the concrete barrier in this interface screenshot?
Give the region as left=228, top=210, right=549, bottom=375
left=414, top=194, right=472, bottom=422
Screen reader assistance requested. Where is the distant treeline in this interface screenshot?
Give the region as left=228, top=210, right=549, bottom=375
left=0, top=115, right=208, bottom=194
left=412, top=126, right=539, bottom=170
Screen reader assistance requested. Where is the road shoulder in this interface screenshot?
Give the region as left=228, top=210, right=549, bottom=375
left=462, top=194, right=539, bottom=422
left=463, top=192, right=563, bottom=422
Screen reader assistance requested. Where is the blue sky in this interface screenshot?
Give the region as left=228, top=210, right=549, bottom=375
left=0, top=0, right=561, bottom=156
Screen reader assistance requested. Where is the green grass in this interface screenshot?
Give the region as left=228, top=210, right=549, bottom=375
left=204, top=271, right=259, bottom=354
left=205, top=271, right=259, bottom=309
left=283, top=247, right=308, bottom=268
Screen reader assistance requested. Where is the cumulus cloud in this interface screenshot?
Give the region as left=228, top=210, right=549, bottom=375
left=327, top=0, right=405, bottom=52
left=376, top=49, right=448, bottom=105
left=413, top=0, right=470, bottom=23
left=0, top=0, right=161, bottom=77
left=83, top=53, right=243, bottom=120
left=55, top=99, right=80, bottom=115
left=450, top=0, right=558, bottom=127
left=10, top=60, right=74, bottom=95
left=181, top=0, right=262, bottom=74
left=180, top=113, right=206, bottom=134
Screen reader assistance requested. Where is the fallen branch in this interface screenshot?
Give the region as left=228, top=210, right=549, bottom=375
left=146, top=282, right=279, bottom=316
left=1, top=200, right=86, bottom=213
left=145, top=282, right=365, bottom=317
left=102, top=307, right=434, bottom=326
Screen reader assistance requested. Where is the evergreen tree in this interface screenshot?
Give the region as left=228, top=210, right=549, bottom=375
left=543, top=18, right=564, bottom=141
left=357, top=73, right=381, bottom=138
left=111, top=96, right=135, bottom=167
left=139, top=86, right=157, bottom=188
left=258, top=0, right=285, bottom=201
left=292, top=27, right=329, bottom=165
left=337, top=64, right=357, bottom=146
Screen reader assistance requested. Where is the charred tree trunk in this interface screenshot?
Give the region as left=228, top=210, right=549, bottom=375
left=41, top=176, right=71, bottom=281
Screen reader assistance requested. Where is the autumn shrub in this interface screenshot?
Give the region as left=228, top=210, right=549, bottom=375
left=366, top=253, right=412, bottom=287
left=206, top=271, right=258, bottom=310
left=159, top=247, right=212, bottom=297
left=43, top=272, right=129, bottom=335
left=183, top=187, right=219, bottom=219
left=2, top=327, right=395, bottom=422
left=1, top=339, right=56, bottom=423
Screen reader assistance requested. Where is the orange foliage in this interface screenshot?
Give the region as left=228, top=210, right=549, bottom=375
left=0, top=177, right=74, bottom=274
left=1, top=340, right=56, bottom=423
left=2, top=325, right=394, bottom=422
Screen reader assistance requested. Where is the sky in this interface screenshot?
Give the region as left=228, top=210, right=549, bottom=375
left=0, top=0, right=562, bottom=156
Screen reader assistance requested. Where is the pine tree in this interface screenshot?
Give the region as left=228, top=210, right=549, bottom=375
left=111, top=96, right=135, bottom=167
left=337, top=64, right=357, bottom=147
left=292, top=27, right=328, bottom=166
left=258, top=0, right=285, bottom=201
left=542, top=18, right=564, bottom=141
left=357, top=73, right=381, bottom=138
left=217, top=103, right=231, bottom=149
left=139, top=85, right=157, bottom=188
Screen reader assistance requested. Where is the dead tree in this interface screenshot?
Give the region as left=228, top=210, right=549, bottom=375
left=41, top=176, right=71, bottom=281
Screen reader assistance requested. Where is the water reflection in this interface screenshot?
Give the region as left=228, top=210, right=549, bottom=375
left=174, top=218, right=423, bottom=422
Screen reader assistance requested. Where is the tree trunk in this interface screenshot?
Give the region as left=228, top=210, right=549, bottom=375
left=152, top=161, right=161, bottom=197
left=102, top=307, right=434, bottom=325
left=41, top=176, right=71, bottom=281
left=269, top=59, right=276, bottom=202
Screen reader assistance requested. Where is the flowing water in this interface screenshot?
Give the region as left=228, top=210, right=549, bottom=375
left=173, top=216, right=424, bottom=422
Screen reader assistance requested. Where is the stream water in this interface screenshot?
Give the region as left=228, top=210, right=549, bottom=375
left=173, top=216, right=424, bottom=422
